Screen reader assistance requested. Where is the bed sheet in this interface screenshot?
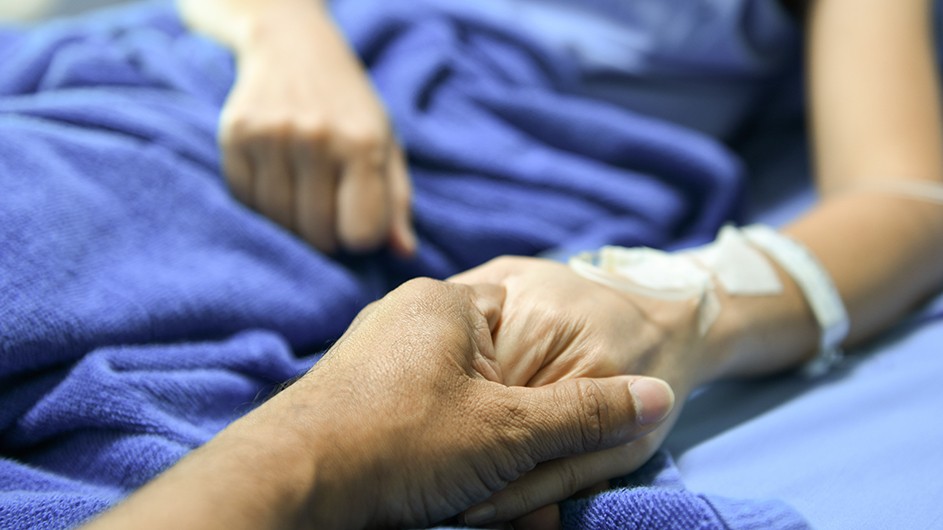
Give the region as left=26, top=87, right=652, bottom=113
left=670, top=300, right=943, bottom=530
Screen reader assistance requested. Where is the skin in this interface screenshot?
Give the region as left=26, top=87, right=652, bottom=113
left=177, top=0, right=416, bottom=255
left=94, top=0, right=943, bottom=528
left=450, top=0, right=943, bottom=527
left=82, top=279, right=675, bottom=530
left=450, top=257, right=715, bottom=527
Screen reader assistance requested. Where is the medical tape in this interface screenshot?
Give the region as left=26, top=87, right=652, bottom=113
left=742, top=225, right=849, bottom=377
left=684, top=226, right=783, bottom=296
left=570, top=246, right=720, bottom=336
left=569, top=226, right=785, bottom=337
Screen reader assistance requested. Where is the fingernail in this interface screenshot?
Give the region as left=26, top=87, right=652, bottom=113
left=463, top=503, right=496, bottom=526
left=630, top=377, right=675, bottom=426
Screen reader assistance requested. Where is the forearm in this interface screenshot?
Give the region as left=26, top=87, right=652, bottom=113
left=709, top=0, right=943, bottom=378
left=82, top=386, right=349, bottom=530
left=808, top=0, right=943, bottom=190
left=798, top=0, right=943, bottom=337
left=176, top=0, right=331, bottom=54
left=712, top=198, right=943, bottom=379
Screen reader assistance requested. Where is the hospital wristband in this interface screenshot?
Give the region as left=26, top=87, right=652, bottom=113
left=742, top=225, right=849, bottom=377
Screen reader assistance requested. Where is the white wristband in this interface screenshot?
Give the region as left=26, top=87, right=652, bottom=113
left=743, top=225, right=849, bottom=376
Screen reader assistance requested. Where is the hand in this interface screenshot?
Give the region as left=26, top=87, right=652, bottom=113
left=83, top=278, right=675, bottom=530
left=290, top=278, right=675, bottom=528
left=450, top=256, right=715, bottom=391
left=219, top=7, right=416, bottom=255
left=450, top=257, right=720, bottom=527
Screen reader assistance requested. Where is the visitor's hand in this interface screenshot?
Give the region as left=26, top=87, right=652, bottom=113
left=290, top=278, right=675, bottom=528
left=451, top=257, right=720, bottom=527
left=219, top=6, right=415, bottom=255
left=83, top=278, right=674, bottom=530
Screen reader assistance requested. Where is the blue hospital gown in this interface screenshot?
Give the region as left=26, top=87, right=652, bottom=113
left=478, top=0, right=799, bottom=138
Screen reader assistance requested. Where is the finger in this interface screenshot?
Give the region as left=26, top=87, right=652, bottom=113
left=511, top=504, right=560, bottom=530
left=386, top=146, right=418, bottom=257
left=294, top=142, right=339, bottom=253
left=219, top=120, right=255, bottom=208
left=465, top=283, right=506, bottom=383
left=578, top=480, right=611, bottom=498
left=467, top=283, right=505, bottom=335
left=250, top=135, right=294, bottom=229
left=466, top=442, right=654, bottom=526
left=335, top=139, right=390, bottom=252
left=513, top=376, right=674, bottom=460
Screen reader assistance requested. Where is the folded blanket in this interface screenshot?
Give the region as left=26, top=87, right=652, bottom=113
left=0, top=2, right=805, bottom=528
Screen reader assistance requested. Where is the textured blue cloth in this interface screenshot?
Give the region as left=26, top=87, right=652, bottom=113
left=0, top=2, right=804, bottom=529
left=561, top=453, right=807, bottom=530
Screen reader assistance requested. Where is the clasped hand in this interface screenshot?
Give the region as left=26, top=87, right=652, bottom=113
left=85, top=271, right=684, bottom=530
left=451, top=256, right=713, bottom=527
left=284, top=278, right=676, bottom=528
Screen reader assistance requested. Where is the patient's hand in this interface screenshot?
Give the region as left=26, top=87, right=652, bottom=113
left=218, top=6, right=416, bottom=256
left=451, top=256, right=719, bottom=527
left=452, top=256, right=711, bottom=387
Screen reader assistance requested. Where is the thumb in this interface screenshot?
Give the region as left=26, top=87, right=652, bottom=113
left=510, top=376, right=675, bottom=461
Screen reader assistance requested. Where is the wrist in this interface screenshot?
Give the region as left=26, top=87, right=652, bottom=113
left=232, top=2, right=335, bottom=57
left=704, top=261, right=819, bottom=381
left=225, top=381, right=369, bottom=530
left=179, top=0, right=331, bottom=53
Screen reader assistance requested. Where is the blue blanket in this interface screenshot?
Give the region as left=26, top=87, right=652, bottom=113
left=0, top=2, right=805, bottom=528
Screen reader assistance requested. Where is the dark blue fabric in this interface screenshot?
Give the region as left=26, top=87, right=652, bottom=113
left=0, top=2, right=802, bottom=529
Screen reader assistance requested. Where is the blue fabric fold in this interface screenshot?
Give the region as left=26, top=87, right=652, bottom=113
left=560, top=453, right=808, bottom=529
left=0, top=2, right=806, bottom=528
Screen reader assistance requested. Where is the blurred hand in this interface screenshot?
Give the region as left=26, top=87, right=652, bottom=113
left=451, top=256, right=714, bottom=527
left=219, top=10, right=416, bottom=255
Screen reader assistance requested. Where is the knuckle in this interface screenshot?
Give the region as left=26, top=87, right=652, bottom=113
left=225, top=117, right=293, bottom=146
left=554, top=461, right=584, bottom=498
left=503, top=483, right=541, bottom=517
left=399, top=277, right=446, bottom=304
left=573, top=379, right=608, bottom=451
left=295, top=120, right=331, bottom=145
left=256, top=119, right=293, bottom=139
left=343, top=129, right=388, bottom=158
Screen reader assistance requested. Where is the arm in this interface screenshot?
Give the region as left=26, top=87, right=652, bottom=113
left=717, top=0, right=943, bottom=378
left=449, top=1, right=943, bottom=523
left=177, top=0, right=416, bottom=256
left=81, top=279, right=674, bottom=530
